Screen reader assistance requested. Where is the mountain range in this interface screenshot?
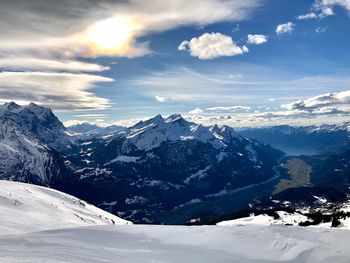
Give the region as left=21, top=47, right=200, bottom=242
left=239, top=124, right=350, bottom=155
left=0, top=102, right=350, bottom=224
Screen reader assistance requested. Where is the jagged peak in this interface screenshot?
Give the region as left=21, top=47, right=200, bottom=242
left=5, top=101, right=20, bottom=108
left=151, top=114, right=163, bottom=121
left=165, top=114, right=183, bottom=123
left=28, top=102, right=39, bottom=107
left=132, top=114, right=164, bottom=128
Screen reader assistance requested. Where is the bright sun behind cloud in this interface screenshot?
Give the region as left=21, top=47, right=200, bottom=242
left=89, top=17, right=134, bottom=49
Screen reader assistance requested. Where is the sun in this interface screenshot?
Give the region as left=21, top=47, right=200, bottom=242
left=88, top=16, right=136, bottom=50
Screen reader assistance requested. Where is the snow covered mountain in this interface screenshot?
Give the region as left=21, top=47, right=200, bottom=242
left=0, top=102, right=73, bottom=151
left=0, top=102, right=75, bottom=185
left=240, top=123, right=350, bottom=155
left=70, top=114, right=283, bottom=223
left=0, top=180, right=131, bottom=235
left=0, top=102, right=284, bottom=223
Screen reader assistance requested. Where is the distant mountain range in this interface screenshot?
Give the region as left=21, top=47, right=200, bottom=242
left=0, top=102, right=350, bottom=224
left=67, top=122, right=124, bottom=138
left=239, top=124, right=350, bottom=155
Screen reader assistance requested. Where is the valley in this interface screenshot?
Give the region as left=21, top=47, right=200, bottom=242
left=274, top=158, right=312, bottom=194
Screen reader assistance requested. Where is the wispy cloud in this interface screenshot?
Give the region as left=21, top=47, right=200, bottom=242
left=297, top=12, right=318, bottom=20
left=185, top=90, right=350, bottom=127
left=0, top=57, right=109, bottom=72
left=0, top=71, right=113, bottom=111
left=0, top=0, right=263, bottom=112
left=131, top=65, right=350, bottom=106
left=205, top=106, right=251, bottom=112
left=0, top=0, right=262, bottom=58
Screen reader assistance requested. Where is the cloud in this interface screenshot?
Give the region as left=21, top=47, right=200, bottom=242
left=281, top=90, right=350, bottom=112
left=232, top=24, right=240, bottom=33
left=186, top=91, right=350, bottom=127
left=0, top=71, right=113, bottom=111
left=276, top=22, right=295, bottom=35
left=155, top=96, right=166, bottom=102
left=315, top=26, right=328, bottom=33
left=206, top=106, right=251, bottom=112
left=0, top=57, right=109, bottom=72
left=0, top=0, right=262, bottom=59
left=298, top=1, right=337, bottom=20
left=0, top=0, right=262, bottom=113
left=189, top=107, right=204, bottom=114
left=178, top=32, right=249, bottom=59
left=131, top=65, right=350, bottom=106
left=73, top=114, right=109, bottom=119
left=313, top=0, right=336, bottom=17
left=320, top=0, right=350, bottom=12
left=297, top=12, right=318, bottom=20
left=189, top=105, right=250, bottom=115
left=247, top=34, right=268, bottom=45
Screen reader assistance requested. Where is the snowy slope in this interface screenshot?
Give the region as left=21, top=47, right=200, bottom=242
left=217, top=211, right=308, bottom=227
left=0, top=118, right=65, bottom=184
left=217, top=205, right=350, bottom=229
left=0, top=180, right=131, bottom=235
left=1, top=224, right=350, bottom=262
left=1, top=181, right=350, bottom=262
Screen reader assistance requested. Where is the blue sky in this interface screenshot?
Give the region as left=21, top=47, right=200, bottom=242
left=0, top=0, right=350, bottom=127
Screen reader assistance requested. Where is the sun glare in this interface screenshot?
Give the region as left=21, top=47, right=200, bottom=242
left=89, top=16, right=136, bottom=50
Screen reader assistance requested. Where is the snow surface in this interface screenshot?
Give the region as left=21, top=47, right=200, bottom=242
left=1, top=224, right=350, bottom=262
left=0, top=180, right=131, bottom=235
left=1, top=180, right=350, bottom=262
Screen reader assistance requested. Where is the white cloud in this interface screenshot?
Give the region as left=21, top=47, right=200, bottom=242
left=276, top=22, right=295, bottom=35
left=320, top=6, right=335, bottom=16
left=298, top=1, right=336, bottom=20
left=178, top=32, right=249, bottom=59
left=155, top=96, right=166, bottom=102
left=189, top=107, right=204, bottom=114
left=313, top=0, right=335, bottom=17
left=247, top=34, right=268, bottom=45
left=0, top=71, right=113, bottom=111
left=297, top=12, right=318, bottom=20
left=281, top=90, right=350, bottom=112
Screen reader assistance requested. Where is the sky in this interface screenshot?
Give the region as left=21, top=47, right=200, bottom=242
left=1, top=0, right=350, bottom=127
